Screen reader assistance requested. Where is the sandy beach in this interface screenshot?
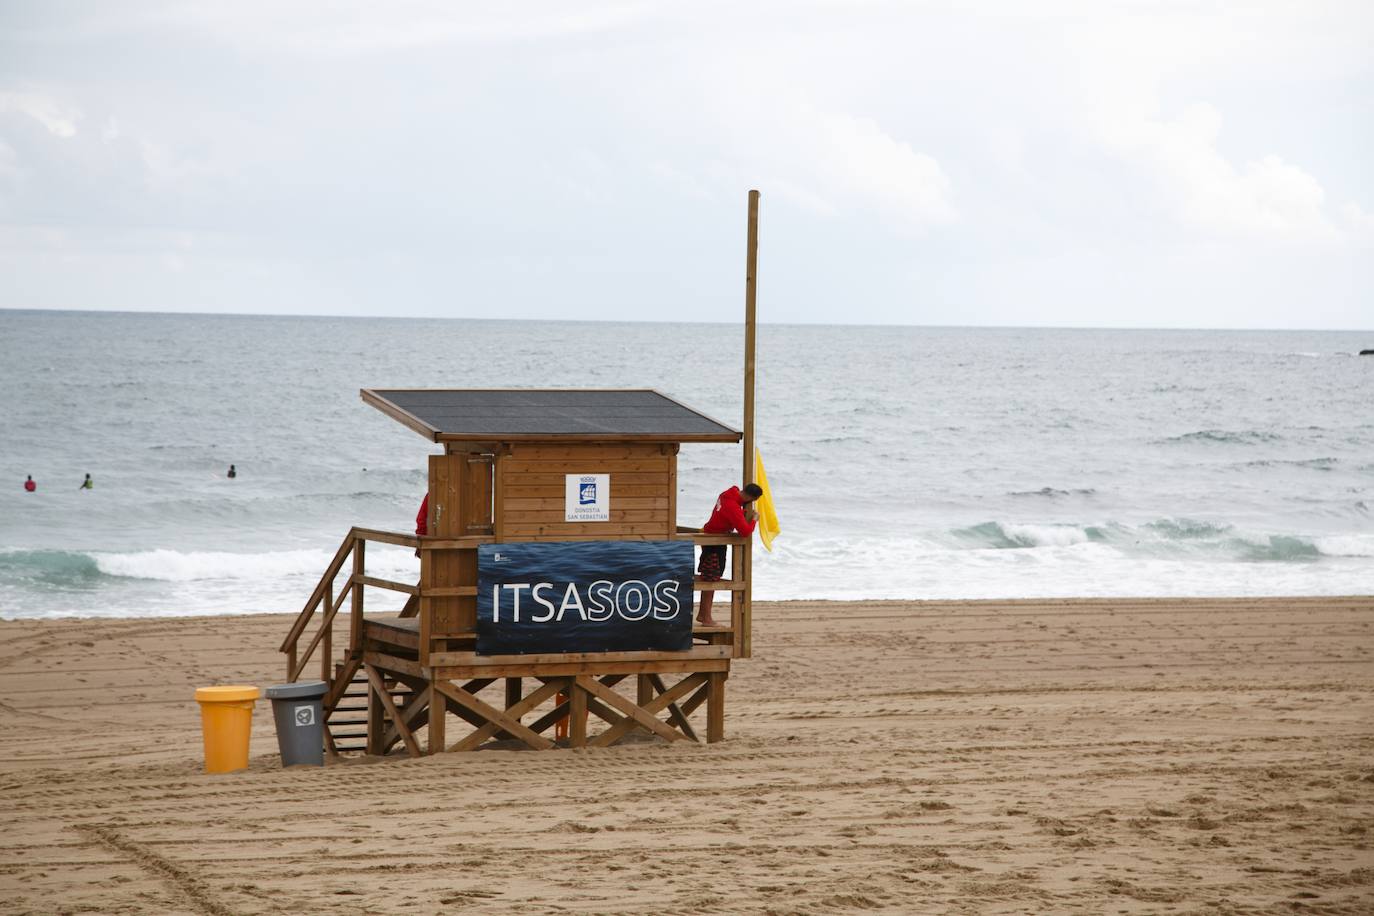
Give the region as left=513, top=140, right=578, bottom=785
left=1, top=597, right=1371, bottom=914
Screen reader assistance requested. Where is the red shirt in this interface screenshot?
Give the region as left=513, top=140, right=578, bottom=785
left=702, top=486, right=756, bottom=536
left=416, top=494, right=428, bottom=536
left=24, top=480, right=35, bottom=492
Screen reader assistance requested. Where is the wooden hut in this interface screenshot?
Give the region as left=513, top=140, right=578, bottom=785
left=278, top=389, right=753, bottom=755
left=280, top=191, right=764, bottom=757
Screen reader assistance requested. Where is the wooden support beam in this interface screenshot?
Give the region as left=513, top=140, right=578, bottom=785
left=354, top=575, right=420, bottom=596
left=740, top=539, right=752, bottom=658
left=648, top=672, right=699, bottom=743
left=432, top=679, right=555, bottom=751
left=427, top=684, right=445, bottom=754
left=422, top=585, right=477, bottom=598
left=498, top=677, right=522, bottom=740
left=449, top=677, right=566, bottom=752
left=591, top=672, right=707, bottom=748
left=361, top=650, right=423, bottom=678
left=568, top=681, right=588, bottom=747
left=693, top=580, right=746, bottom=591
left=350, top=540, right=365, bottom=651
left=680, top=680, right=710, bottom=717
left=366, top=668, right=385, bottom=755
left=583, top=696, right=630, bottom=732
left=350, top=526, right=420, bottom=549
left=380, top=681, right=434, bottom=755
left=321, top=581, right=333, bottom=684
left=578, top=675, right=679, bottom=745
left=525, top=692, right=570, bottom=738
left=432, top=658, right=730, bottom=679
left=707, top=672, right=726, bottom=743
left=365, top=664, right=422, bottom=758
left=323, top=653, right=362, bottom=713
left=427, top=645, right=731, bottom=667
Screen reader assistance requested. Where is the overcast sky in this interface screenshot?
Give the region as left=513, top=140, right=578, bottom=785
left=1, top=2, right=1370, bottom=328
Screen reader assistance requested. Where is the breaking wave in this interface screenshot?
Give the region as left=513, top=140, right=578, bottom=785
left=1156, top=429, right=1283, bottom=445
left=0, top=547, right=416, bottom=587
left=946, top=520, right=1373, bottom=562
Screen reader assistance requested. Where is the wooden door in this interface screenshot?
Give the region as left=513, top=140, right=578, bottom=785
left=420, top=454, right=491, bottom=658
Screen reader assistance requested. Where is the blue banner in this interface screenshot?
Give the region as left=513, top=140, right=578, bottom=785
left=476, top=541, right=695, bottom=655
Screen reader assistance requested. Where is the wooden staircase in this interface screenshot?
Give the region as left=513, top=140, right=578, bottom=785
left=324, top=665, right=417, bottom=755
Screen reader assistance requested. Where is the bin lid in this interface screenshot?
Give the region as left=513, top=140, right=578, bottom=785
left=195, top=685, right=261, bottom=703
left=264, top=680, right=328, bottom=700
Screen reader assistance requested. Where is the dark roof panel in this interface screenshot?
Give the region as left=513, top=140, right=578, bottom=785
left=362, top=388, right=740, bottom=442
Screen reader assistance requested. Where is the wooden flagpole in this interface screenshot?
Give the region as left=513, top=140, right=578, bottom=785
left=739, top=189, right=759, bottom=659
left=743, top=189, right=759, bottom=487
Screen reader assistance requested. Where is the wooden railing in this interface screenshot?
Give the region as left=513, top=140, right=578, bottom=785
left=677, top=527, right=752, bottom=657
left=279, top=527, right=424, bottom=685
left=281, top=526, right=755, bottom=688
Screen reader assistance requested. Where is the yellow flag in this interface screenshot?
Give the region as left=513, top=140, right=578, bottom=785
left=753, top=448, right=781, bottom=552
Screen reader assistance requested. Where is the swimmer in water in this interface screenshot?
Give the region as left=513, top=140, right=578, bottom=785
left=24, top=475, right=35, bottom=492
left=227, top=464, right=237, bottom=479
left=79, top=473, right=93, bottom=491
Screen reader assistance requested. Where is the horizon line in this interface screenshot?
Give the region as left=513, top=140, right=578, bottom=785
left=0, top=305, right=1370, bottom=335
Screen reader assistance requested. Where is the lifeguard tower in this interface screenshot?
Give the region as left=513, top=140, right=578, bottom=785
left=279, top=193, right=764, bottom=757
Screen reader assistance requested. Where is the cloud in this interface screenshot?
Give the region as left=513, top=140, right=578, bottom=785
left=0, top=90, right=81, bottom=138
left=811, top=110, right=956, bottom=230
left=1103, top=102, right=1336, bottom=239
left=133, top=1, right=657, bottom=55
left=1060, top=3, right=1365, bottom=243
left=0, top=0, right=1368, bottom=325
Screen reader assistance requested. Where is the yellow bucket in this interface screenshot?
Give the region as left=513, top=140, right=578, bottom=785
left=195, top=685, right=260, bottom=773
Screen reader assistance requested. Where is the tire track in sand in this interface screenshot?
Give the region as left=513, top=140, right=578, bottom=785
left=74, top=824, right=234, bottom=916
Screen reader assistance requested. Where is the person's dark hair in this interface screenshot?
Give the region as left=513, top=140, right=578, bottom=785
left=743, top=483, right=764, bottom=499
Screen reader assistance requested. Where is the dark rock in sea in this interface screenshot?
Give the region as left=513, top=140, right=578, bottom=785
left=1360, top=349, right=1374, bottom=356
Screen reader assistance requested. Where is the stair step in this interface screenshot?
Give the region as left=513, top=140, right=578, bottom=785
left=329, top=729, right=369, bottom=739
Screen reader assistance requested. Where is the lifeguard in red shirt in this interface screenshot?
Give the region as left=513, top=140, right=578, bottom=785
left=696, top=483, right=763, bottom=627
left=414, top=494, right=429, bottom=557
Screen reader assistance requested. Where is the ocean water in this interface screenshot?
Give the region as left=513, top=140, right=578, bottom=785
left=1, top=310, right=1371, bottom=619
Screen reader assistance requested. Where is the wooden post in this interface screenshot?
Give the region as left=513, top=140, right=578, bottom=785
left=427, top=684, right=446, bottom=754
left=502, top=677, right=522, bottom=738
left=740, top=539, right=752, bottom=658
left=743, top=189, right=759, bottom=489
left=740, top=189, right=759, bottom=660
left=350, top=538, right=365, bottom=651
left=321, top=581, right=333, bottom=684
left=366, top=672, right=384, bottom=755
left=635, top=674, right=653, bottom=735
left=706, top=672, right=726, bottom=743
left=568, top=682, right=588, bottom=747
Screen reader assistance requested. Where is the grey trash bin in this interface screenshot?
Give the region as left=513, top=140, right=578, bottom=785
left=265, top=680, right=328, bottom=767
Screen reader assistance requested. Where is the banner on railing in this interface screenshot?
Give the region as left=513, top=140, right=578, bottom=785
left=476, top=541, right=694, bottom=655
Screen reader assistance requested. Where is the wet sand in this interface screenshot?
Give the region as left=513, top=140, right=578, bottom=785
left=1, top=597, right=1371, bottom=914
